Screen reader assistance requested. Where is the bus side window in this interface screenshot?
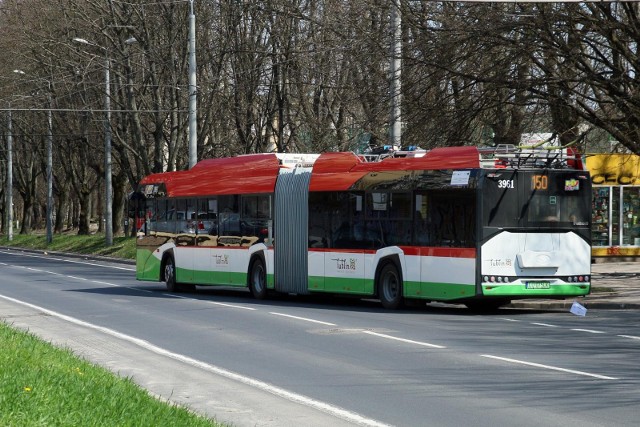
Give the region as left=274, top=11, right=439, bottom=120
left=218, top=195, right=240, bottom=236
left=414, top=193, right=430, bottom=245
left=430, top=192, right=475, bottom=247
left=309, top=192, right=330, bottom=248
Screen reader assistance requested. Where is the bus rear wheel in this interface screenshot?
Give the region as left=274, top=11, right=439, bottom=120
left=249, top=258, right=267, bottom=299
left=378, top=263, right=403, bottom=310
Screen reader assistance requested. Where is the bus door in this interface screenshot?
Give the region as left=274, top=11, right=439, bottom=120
left=195, top=198, right=220, bottom=286
left=308, top=193, right=327, bottom=291
left=174, top=199, right=197, bottom=283
left=308, top=191, right=366, bottom=294
left=325, top=193, right=367, bottom=294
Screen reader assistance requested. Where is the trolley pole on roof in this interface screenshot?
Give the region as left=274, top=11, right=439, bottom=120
left=188, top=0, right=197, bottom=169
left=389, top=0, right=402, bottom=148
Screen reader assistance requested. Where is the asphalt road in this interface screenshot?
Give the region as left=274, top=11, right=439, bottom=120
left=1, top=249, right=639, bottom=427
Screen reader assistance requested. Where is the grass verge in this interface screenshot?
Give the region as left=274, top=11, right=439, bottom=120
left=0, top=323, right=221, bottom=426
left=0, top=235, right=223, bottom=426
left=0, top=233, right=136, bottom=260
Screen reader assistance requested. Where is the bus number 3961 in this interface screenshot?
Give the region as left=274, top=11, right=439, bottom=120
left=497, top=179, right=515, bottom=189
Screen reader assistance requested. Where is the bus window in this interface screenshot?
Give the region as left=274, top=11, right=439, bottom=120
left=240, top=195, right=270, bottom=244
left=138, top=198, right=156, bottom=235
left=520, top=172, right=591, bottom=228
left=197, top=198, right=218, bottom=246
left=219, top=195, right=241, bottom=237
left=309, top=192, right=331, bottom=248
left=430, top=191, right=475, bottom=247
left=527, top=194, right=560, bottom=223
left=328, top=192, right=365, bottom=249
left=365, top=192, right=411, bottom=247
left=414, top=193, right=430, bottom=245
left=145, top=199, right=159, bottom=233
left=389, top=193, right=412, bottom=219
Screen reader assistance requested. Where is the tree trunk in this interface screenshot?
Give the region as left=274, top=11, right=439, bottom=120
left=77, top=192, right=91, bottom=235
left=112, top=171, right=128, bottom=236
left=54, top=185, right=69, bottom=233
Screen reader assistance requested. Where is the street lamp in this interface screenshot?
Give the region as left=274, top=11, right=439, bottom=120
left=72, top=37, right=113, bottom=246
left=13, top=69, right=53, bottom=244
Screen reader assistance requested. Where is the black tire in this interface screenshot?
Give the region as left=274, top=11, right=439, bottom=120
left=378, top=263, right=403, bottom=309
left=249, top=258, right=267, bottom=299
left=164, top=256, right=178, bottom=292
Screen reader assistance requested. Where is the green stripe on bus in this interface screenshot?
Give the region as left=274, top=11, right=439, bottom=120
left=405, top=281, right=476, bottom=300
left=136, top=249, right=160, bottom=281
left=482, top=283, right=590, bottom=296
left=179, top=268, right=248, bottom=287
left=308, top=277, right=476, bottom=300
left=308, top=276, right=375, bottom=294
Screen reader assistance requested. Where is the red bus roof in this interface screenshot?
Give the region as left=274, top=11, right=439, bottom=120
left=139, top=146, right=481, bottom=197
left=309, top=146, right=481, bottom=191
left=139, top=154, right=283, bottom=197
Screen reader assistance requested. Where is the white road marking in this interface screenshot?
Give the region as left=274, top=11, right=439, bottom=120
left=531, top=322, right=559, bottom=328
left=4, top=259, right=155, bottom=295
left=481, top=354, right=618, bottom=380
left=269, top=312, right=336, bottom=325
left=0, top=250, right=135, bottom=271
left=618, top=335, right=640, bottom=340
left=499, top=318, right=520, bottom=322
left=362, top=331, right=446, bottom=349
left=571, top=328, right=605, bottom=334
left=166, top=294, right=256, bottom=310
left=208, top=301, right=256, bottom=311
left=91, top=281, right=121, bottom=287
left=0, top=294, right=389, bottom=427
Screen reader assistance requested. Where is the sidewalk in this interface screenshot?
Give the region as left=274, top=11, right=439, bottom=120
left=509, top=262, right=640, bottom=310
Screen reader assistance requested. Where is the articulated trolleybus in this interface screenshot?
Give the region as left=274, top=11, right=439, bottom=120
left=131, top=145, right=591, bottom=310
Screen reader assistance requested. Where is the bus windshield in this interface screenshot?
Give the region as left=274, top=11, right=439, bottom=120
left=482, top=170, right=591, bottom=229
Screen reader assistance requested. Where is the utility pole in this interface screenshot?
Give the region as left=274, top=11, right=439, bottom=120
left=389, top=0, right=402, bottom=149
left=6, top=110, right=13, bottom=241
left=46, top=94, right=53, bottom=244
left=73, top=37, right=113, bottom=246
left=188, top=0, right=197, bottom=169
left=104, top=55, right=113, bottom=246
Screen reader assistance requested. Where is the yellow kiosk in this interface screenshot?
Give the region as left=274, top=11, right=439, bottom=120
left=586, top=154, right=640, bottom=259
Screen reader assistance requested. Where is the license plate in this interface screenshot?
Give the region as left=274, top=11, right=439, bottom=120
left=525, top=281, right=551, bottom=289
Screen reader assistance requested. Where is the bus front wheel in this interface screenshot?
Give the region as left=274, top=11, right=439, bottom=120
left=378, top=263, right=403, bottom=310
left=249, top=258, right=267, bottom=299
left=164, top=256, right=178, bottom=292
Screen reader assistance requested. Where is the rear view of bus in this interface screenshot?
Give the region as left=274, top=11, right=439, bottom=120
left=477, top=147, right=592, bottom=308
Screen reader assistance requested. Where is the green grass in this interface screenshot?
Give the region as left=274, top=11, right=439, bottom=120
left=0, top=235, right=224, bottom=426
left=0, top=233, right=136, bottom=260
left=0, top=323, right=221, bottom=427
